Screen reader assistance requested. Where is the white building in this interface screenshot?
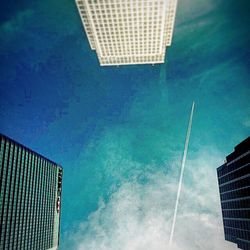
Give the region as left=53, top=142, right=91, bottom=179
left=76, top=0, right=178, bottom=66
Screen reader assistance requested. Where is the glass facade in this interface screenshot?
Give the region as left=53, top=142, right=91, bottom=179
left=217, top=136, right=250, bottom=250
left=0, top=134, right=63, bottom=250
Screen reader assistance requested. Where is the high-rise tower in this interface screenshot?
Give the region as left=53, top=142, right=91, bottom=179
left=0, top=134, right=63, bottom=250
left=76, top=0, right=178, bottom=66
left=217, top=136, right=250, bottom=250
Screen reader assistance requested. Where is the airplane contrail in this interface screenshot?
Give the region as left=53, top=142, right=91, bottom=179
left=169, top=101, right=195, bottom=246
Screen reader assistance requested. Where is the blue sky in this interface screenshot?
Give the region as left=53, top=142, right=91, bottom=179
left=0, top=0, right=249, bottom=249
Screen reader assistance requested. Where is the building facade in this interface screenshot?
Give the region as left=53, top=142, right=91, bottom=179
left=217, top=136, right=250, bottom=250
left=76, top=0, right=178, bottom=66
left=0, top=134, right=63, bottom=250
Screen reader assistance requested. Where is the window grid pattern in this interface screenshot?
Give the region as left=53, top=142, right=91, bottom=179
left=0, top=134, right=62, bottom=250
left=217, top=137, right=250, bottom=250
left=76, top=0, right=177, bottom=66
left=164, top=0, right=177, bottom=46
left=76, top=0, right=96, bottom=49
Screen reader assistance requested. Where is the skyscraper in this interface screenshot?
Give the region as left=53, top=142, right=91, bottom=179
left=76, top=0, right=178, bottom=66
left=0, top=133, right=63, bottom=250
left=217, top=136, right=250, bottom=250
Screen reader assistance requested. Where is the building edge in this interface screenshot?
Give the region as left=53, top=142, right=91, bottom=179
left=216, top=136, right=250, bottom=250
left=0, top=132, right=63, bottom=250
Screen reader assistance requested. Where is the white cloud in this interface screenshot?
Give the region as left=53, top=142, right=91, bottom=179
left=243, top=119, right=250, bottom=128
left=0, top=10, right=34, bottom=38
left=63, top=149, right=236, bottom=250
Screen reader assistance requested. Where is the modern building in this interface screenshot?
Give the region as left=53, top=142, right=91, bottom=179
left=75, top=0, right=178, bottom=66
left=217, top=136, right=250, bottom=250
left=0, top=134, right=63, bottom=250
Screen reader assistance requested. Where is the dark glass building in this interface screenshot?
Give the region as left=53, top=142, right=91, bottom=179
left=0, top=134, right=63, bottom=250
left=217, top=136, right=250, bottom=250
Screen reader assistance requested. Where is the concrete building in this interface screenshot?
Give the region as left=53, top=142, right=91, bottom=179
left=217, top=136, right=250, bottom=250
left=0, top=133, right=63, bottom=250
left=76, top=0, right=178, bottom=66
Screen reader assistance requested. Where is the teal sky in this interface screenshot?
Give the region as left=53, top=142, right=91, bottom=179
left=0, top=0, right=249, bottom=249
